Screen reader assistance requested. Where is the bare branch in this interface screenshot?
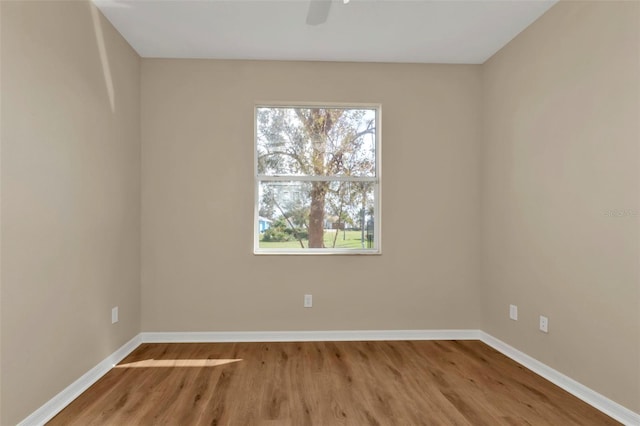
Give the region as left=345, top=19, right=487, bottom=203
left=258, top=151, right=310, bottom=175
left=271, top=196, right=306, bottom=249
left=327, top=125, right=376, bottom=175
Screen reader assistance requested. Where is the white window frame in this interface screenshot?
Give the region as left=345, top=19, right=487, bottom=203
left=254, top=102, right=381, bottom=255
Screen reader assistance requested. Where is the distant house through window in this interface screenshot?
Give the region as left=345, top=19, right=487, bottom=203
left=258, top=216, right=272, bottom=233
left=254, top=104, right=381, bottom=254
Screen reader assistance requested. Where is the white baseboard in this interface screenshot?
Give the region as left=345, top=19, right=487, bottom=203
left=19, top=330, right=640, bottom=426
left=17, top=334, right=142, bottom=426
left=141, top=329, right=481, bottom=343
left=480, top=332, right=640, bottom=426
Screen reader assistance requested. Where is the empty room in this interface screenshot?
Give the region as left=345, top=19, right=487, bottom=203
left=1, top=0, right=639, bottom=424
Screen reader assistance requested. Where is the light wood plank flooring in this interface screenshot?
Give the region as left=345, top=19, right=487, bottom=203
left=48, top=340, right=619, bottom=425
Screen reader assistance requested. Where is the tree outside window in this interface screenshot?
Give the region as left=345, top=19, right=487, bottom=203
left=255, top=105, right=380, bottom=254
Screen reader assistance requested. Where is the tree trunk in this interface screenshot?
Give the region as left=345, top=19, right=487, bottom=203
left=308, top=182, right=326, bottom=248
left=297, top=108, right=341, bottom=249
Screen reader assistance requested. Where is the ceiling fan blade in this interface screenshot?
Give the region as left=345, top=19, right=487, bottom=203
left=306, top=0, right=332, bottom=26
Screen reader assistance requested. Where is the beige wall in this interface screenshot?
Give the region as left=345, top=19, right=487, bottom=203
left=0, top=1, right=141, bottom=424
left=481, top=0, right=640, bottom=412
left=141, top=60, right=483, bottom=332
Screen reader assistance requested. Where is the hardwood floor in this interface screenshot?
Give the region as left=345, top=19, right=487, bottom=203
left=48, top=340, right=619, bottom=425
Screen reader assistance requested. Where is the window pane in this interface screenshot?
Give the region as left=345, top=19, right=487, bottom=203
left=256, top=107, right=376, bottom=177
left=258, top=181, right=376, bottom=250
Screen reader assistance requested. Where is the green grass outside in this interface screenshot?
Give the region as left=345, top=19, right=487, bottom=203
left=259, top=230, right=371, bottom=249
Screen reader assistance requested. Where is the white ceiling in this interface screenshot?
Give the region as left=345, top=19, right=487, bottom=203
left=93, top=0, right=557, bottom=64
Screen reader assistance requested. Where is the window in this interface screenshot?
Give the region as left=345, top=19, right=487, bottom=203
left=255, top=104, right=380, bottom=254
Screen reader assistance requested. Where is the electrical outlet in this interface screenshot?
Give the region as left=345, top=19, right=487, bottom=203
left=304, top=294, right=313, bottom=308
left=539, top=315, right=548, bottom=333
left=509, top=304, right=518, bottom=321
left=112, top=306, right=119, bottom=324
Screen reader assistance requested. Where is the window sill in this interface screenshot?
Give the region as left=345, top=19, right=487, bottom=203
left=253, top=248, right=381, bottom=256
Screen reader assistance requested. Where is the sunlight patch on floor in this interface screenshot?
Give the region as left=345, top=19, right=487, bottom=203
left=115, top=359, right=243, bottom=368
